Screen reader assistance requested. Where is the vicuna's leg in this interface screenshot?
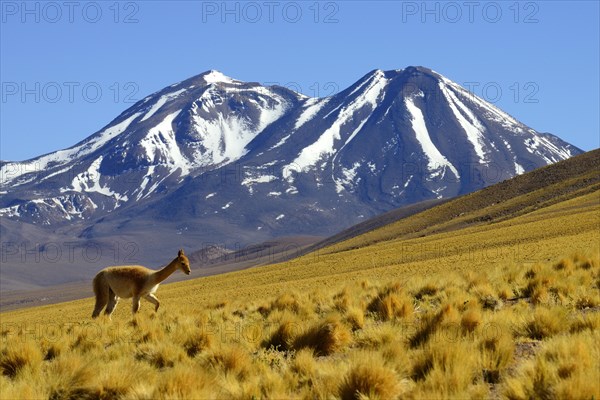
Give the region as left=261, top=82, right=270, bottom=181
left=132, top=296, right=141, bottom=314
left=144, top=294, right=160, bottom=312
left=105, top=289, right=119, bottom=317
left=92, top=273, right=109, bottom=318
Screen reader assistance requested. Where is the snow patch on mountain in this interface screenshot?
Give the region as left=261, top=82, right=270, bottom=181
left=270, top=134, right=292, bottom=150
left=65, top=156, right=128, bottom=206
left=294, top=98, right=330, bottom=130
left=0, top=194, right=96, bottom=223
left=404, top=96, right=460, bottom=179
left=203, top=70, right=239, bottom=85
left=0, top=204, right=21, bottom=217
left=140, top=110, right=191, bottom=176
left=336, top=162, right=362, bottom=193
left=241, top=175, right=277, bottom=186
left=140, top=89, right=187, bottom=122
left=135, top=165, right=156, bottom=200
left=439, top=82, right=487, bottom=162
left=190, top=87, right=289, bottom=166
left=514, top=162, right=525, bottom=175
left=0, top=112, right=142, bottom=186
left=524, top=134, right=572, bottom=163
left=440, top=76, right=524, bottom=133
left=283, top=70, right=388, bottom=180
left=241, top=174, right=277, bottom=194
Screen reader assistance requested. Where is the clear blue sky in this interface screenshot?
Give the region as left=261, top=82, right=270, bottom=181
left=1, top=1, right=598, bottom=161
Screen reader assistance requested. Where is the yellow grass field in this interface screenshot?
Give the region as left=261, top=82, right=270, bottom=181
left=1, top=175, right=599, bottom=398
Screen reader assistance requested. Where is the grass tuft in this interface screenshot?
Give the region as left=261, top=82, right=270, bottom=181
left=271, top=292, right=302, bottom=314
left=479, top=334, right=514, bottom=384
left=294, top=315, right=353, bottom=356
left=339, top=356, right=400, bottom=400
left=522, top=307, right=565, bottom=340
left=0, top=341, right=42, bottom=379
left=414, top=282, right=439, bottom=300
left=503, top=332, right=600, bottom=400
left=367, top=292, right=413, bottom=321
left=264, top=316, right=301, bottom=351
left=183, top=331, right=212, bottom=358
left=207, top=345, right=251, bottom=379
left=345, top=306, right=365, bottom=331
left=461, top=307, right=482, bottom=334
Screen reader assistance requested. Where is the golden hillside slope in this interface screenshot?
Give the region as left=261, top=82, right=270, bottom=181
left=1, top=150, right=599, bottom=399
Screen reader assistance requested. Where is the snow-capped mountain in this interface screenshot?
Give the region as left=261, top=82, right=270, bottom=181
left=0, top=67, right=581, bottom=251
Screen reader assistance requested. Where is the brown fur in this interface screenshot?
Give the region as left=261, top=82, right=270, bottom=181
left=91, top=249, right=191, bottom=318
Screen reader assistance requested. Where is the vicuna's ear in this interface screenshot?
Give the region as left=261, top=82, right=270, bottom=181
left=178, top=248, right=184, bottom=257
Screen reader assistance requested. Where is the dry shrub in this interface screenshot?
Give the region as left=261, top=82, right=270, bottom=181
left=503, top=332, right=600, bottom=400
left=382, top=281, right=404, bottom=295
left=471, top=283, right=503, bottom=310
left=135, top=326, right=165, bottom=345
left=0, top=378, right=46, bottom=400
left=414, top=282, right=439, bottom=300
left=47, top=355, right=99, bottom=400
left=409, top=304, right=460, bottom=348
left=574, top=291, right=599, bottom=309
left=339, top=356, right=400, bottom=400
left=553, top=258, right=574, bottom=272
left=524, top=264, right=543, bottom=280
left=367, top=293, right=414, bottom=321
left=569, top=314, right=600, bottom=333
left=256, top=303, right=271, bottom=316
left=461, top=308, right=482, bottom=334
left=334, top=287, right=353, bottom=313
left=465, top=271, right=489, bottom=289
left=497, top=284, right=514, bottom=301
left=380, top=342, right=411, bottom=378
left=523, top=307, right=565, bottom=340
left=530, top=284, right=552, bottom=306
left=183, top=331, right=212, bottom=358
left=573, top=254, right=598, bottom=270
left=291, top=348, right=317, bottom=380
left=71, top=331, right=102, bottom=354
left=271, top=292, right=301, bottom=314
left=40, top=338, right=66, bottom=361
left=523, top=266, right=561, bottom=306
left=211, top=300, right=229, bottom=309
left=308, top=289, right=329, bottom=314
left=345, top=306, right=365, bottom=331
left=356, top=324, right=399, bottom=350
left=264, top=317, right=301, bottom=351
left=0, top=341, right=42, bottom=378
left=411, top=340, right=478, bottom=394
left=207, top=345, right=251, bottom=378
left=153, top=365, right=214, bottom=399
left=302, top=359, right=347, bottom=399
left=294, top=315, right=352, bottom=356
left=367, top=292, right=413, bottom=321
left=97, top=359, right=151, bottom=399
left=135, top=343, right=185, bottom=369
left=502, top=263, right=523, bottom=285
left=479, top=334, right=514, bottom=384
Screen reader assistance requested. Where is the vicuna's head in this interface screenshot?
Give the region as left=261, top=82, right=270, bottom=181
left=177, top=249, right=191, bottom=275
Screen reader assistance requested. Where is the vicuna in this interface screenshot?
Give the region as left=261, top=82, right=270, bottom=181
left=91, top=249, right=191, bottom=318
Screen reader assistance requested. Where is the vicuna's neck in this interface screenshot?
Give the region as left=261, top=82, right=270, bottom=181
left=152, top=258, right=179, bottom=284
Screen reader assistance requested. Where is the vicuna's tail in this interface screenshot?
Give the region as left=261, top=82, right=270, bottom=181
left=91, top=271, right=109, bottom=318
